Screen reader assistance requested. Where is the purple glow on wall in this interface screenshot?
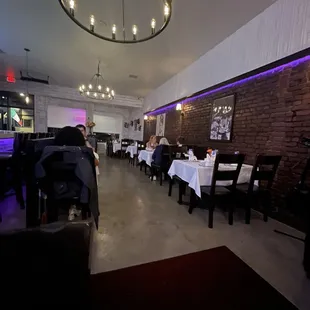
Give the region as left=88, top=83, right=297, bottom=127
left=0, top=138, right=14, bottom=153
left=146, top=55, right=310, bottom=116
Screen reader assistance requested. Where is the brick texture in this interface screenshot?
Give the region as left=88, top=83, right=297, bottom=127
left=144, top=60, right=310, bottom=208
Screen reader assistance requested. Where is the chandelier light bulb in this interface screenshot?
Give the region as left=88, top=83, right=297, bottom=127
left=20, top=93, right=25, bottom=97
left=69, top=0, right=75, bottom=9
left=25, top=96, right=30, bottom=104
left=111, top=90, right=115, bottom=97
left=112, top=24, right=116, bottom=39
left=69, top=0, right=75, bottom=16
left=164, top=3, right=170, bottom=21
left=90, top=15, right=95, bottom=32
left=151, top=18, right=156, bottom=34
left=164, top=3, right=170, bottom=15
left=94, top=93, right=97, bottom=97
left=108, top=94, right=111, bottom=99
left=86, top=91, right=90, bottom=95
left=106, top=87, right=110, bottom=92
left=98, top=85, right=102, bottom=90
left=132, top=25, right=137, bottom=40
left=102, top=94, right=105, bottom=98
left=88, top=84, right=92, bottom=89
left=81, top=85, right=85, bottom=89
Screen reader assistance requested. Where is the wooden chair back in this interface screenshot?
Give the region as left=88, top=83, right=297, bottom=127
left=169, top=145, right=188, bottom=159
left=137, top=141, right=145, bottom=151
left=210, top=153, right=246, bottom=196
left=121, top=139, right=131, bottom=150
left=248, top=155, right=282, bottom=193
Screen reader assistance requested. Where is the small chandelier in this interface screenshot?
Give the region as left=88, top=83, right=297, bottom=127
left=79, top=62, right=115, bottom=101
left=58, top=0, right=172, bottom=44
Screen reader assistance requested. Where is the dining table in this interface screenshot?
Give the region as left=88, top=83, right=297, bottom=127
left=138, top=150, right=154, bottom=167
left=168, top=160, right=254, bottom=198
left=112, top=142, right=121, bottom=153
left=126, top=145, right=138, bottom=158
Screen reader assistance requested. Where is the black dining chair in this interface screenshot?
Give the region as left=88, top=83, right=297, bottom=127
left=168, top=145, right=189, bottom=203
left=150, top=145, right=171, bottom=186
left=129, top=141, right=145, bottom=166
left=190, top=153, right=245, bottom=228
left=235, top=154, right=282, bottom=224
left=120, top=139, right=131, bottom=158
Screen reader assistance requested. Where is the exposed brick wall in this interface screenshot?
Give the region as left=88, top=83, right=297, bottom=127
left=144, top=60, right=310, bottom=206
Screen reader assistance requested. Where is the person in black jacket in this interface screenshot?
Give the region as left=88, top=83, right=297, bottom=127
left=152, top=137, right=170, bottom=165
left=151, top=137, right=170, bottom=181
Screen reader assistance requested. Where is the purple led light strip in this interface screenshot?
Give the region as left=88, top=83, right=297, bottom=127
left=146, top=55, right=310, bottom=116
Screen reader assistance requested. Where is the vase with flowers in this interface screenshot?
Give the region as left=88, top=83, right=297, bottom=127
left=86, top=118, right=96, bottom=135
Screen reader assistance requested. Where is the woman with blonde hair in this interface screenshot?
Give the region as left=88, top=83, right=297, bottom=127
left=146, top=135, right=158, bottom=150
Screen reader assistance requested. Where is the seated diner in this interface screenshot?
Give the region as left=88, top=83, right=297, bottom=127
left=146, top=135, right=158, bottom=150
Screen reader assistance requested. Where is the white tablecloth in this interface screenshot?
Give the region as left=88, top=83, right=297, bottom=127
left=126, top=145, right=138, bottom=158
left=138, top=150, right=154, bottom=167
left=168, top=160, right=254, bottom=198
left=113, top=143, right=121, bottom=153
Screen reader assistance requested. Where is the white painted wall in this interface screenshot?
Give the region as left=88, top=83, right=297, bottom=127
left=124, top=108, right=144, bottom=141
left=93, top=114, right=122, bottom=135
left=144, top=0, right=310, bottom=111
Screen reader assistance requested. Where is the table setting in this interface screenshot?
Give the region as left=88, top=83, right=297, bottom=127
left=168, top=157, right=254, bottom=198
left=126, top=145, right=138, bottom=158
left=112, top=142, right=121, bottom=153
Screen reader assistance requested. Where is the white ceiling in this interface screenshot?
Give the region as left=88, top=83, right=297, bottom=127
left=0, top=0, right=276, bottom=98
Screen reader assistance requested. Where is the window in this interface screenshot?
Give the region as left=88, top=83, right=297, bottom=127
left=0, top=91, right=34, bottom=132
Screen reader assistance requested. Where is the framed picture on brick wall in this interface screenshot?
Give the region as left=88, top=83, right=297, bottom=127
left=156, top=113, right=166, bottom=137
left=209, top=94, right=235, bottom=141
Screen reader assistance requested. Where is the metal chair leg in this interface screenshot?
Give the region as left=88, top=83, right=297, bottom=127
left=188, top=189, right=196, bottom=214
left=168, top=178, right=173, bottom=196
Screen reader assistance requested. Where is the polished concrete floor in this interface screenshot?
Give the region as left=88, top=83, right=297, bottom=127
left=91, top=157, right=309, bottom=310
left=1, top=156, right=309, bottom=309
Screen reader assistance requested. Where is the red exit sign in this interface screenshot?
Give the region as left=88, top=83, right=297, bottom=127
left=6, top=76, right=16, bottom=83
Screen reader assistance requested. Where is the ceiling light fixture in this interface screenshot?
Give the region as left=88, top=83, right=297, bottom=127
left=79, top=61, right=115, bottom=101
left=20, top=48, right=31, bottom=104
left=58, top=0, right=172, bottom=44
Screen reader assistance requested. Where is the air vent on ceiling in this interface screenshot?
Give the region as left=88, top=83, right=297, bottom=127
left=0, top=49, right=5, bottom=54
left=129, top=74, right=138, bottom=79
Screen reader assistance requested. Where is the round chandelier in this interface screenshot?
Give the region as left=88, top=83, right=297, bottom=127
left=58, top=0, right=172, bottom=44
left=79, top=62, right=115, bottom=100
